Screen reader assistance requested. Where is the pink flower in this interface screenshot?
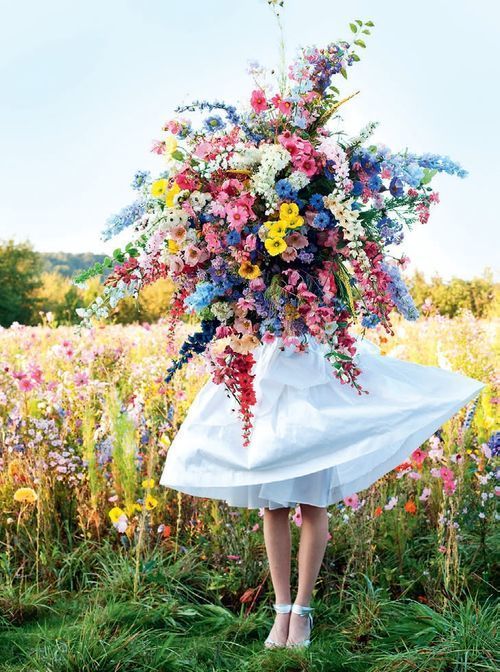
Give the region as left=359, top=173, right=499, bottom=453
left=251, top=523, right=260, bottom=532
left=281, top=246, right=298, bottom=262
left=296, top=156, right=318, bottom=176
left=249, top=277, right=265, bottom=291
left=18, top=378, right=35, bottom=392
left=440, top=467, right=454, bottom=482
left=343, top=493, right=360, bottom=510
left=184, top=246, right=202, bottom=266
left=419, top=487, right=431, bottom=502
left=384, top=496, right=398, bottom=511
left=170, top=225, right=187, bottom=243
left=74, top=371, right=89, bottom=387
left=292, top=505, right=302, bottom=527
left=226, top=204, right=249, bottom=231
left=411, top=448, right=427, bottom=466
left=227, top=554, right=240, bottom=561
left=480, top=443, right=492, bottom=459
left=285, top=232, right=308, bottom=249
left=408, top=471, right=422, bottom=480
left=250, top=89, right=268, bottom=113
left=262, top=332, right=276, bottom=344
left=271, top=93, right=293, bottom=116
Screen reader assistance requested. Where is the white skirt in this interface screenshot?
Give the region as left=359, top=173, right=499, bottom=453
left=159, top=335, right=485, bottom=510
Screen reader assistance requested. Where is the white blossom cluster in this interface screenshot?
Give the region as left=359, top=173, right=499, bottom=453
left=75, top=278, right=141, bottom=329
left=228, top=142, right=263, bottom=170
left=211, top=301, right=235, bottom=322
left=250, top=143, right=291, bottom=212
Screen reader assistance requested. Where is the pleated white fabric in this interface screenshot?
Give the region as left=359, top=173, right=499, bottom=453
left=159, top=334, right=485, bottom=509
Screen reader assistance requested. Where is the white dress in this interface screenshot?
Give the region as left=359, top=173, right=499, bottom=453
left=159, top=334, right=485, bottom=509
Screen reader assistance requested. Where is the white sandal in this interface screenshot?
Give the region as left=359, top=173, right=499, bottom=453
left=286, top=603, right=314, bottom=648
left=264, top=602, right=292, bottom=648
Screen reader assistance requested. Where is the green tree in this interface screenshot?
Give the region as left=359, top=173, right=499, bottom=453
left=0, top=239, right=44, bottom=327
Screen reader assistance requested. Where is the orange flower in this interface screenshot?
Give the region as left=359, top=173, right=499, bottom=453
left=374, top=506, right=383, bottom=518
left=405, top=500, right=417, bottom=515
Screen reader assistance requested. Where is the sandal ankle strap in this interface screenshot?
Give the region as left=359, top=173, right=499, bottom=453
left=273, top=602, right=292, bottom=613
left=291, top=603, right=314, bottom=615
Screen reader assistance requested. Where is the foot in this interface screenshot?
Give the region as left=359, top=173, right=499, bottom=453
left=286, top=608, right=312, bottom=647
left=264, top=611, right=291, bottom=648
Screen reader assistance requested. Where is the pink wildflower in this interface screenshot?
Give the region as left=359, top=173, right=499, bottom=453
left=250, top=89, right=268, bottom=113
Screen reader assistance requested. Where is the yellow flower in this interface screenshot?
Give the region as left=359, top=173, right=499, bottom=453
left=142, top=478, right=155, bottom=489
left=279, top=202, right=300, bottom=222
left=268, top=222, right=288, bottom=238
left=265, top=237, right=287, bottom=256
left=168, top=239, right=179, bottom=253
left=164, top=135, right=178, bottom=156
left=145, top=494, right=158, bottom=510
left=238, top=261, right=261, bottom=279
left=286, top=215, right=304, bottom=229
left=151, top=179, right=168, bottom=198
left=13, top=487, right=37, bottom=504
left=165, top=182, right=181, bottom=207
left=108, top=506, right=127, bottom=524
left=124, top=502, right=142, bottom=517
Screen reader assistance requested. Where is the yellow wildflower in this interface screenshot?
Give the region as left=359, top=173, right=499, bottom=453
left=286, top=215, right=304, bottom=229
left=164, top=135, right=178, bottom=156
left=279, top=202, right=300, bottom=222
left=238, top=261, right=261, bottom=279
left=142, top=478, right=155, bottom=489
left=168, top=239, right=179, bottom=253
left=265, top=237, right=287, bottom=256
left=151, top=179, right=168, bottom=198
left=165, top=182, right=181, bottom=207
left=267, top=222, right=288, bottom=238
left=13, top=487, right=37, bottom=504
left=108, top=506, right=127, bottom=524
left=124, top=502, right=142, bottom=517
left=145, top=494, right=158, bottom=510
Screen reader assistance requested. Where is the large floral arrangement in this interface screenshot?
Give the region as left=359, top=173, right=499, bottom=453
left=74, top=10, right=467, bottom=446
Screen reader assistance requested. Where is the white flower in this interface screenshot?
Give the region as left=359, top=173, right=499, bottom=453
left=211, top=301, right=234, bottom=322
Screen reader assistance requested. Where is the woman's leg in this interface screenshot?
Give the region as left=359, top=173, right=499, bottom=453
left=263, top=506, right=292, bottom=645
left=287, top=503, right=329, bottom=645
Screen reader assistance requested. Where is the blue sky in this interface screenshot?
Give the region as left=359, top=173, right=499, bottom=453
left=0, top=0, right=498, bottom=280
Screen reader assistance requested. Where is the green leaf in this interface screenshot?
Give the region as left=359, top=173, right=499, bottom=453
left=365, top=20, right=375, bottom=27
left=103, top=257, right=113, bottom=267
left=352, top=54, right=361, bottom=62
left=355, top=19, right=363, bottom=26
left=127, top=248, right=139, bottom=257
left=171, top=150, right=184, bottom=161
left=354, top=39, right=366, bottom=48
left=349, top=22, right=358, bottom=33
left=420, top=168, right=438, bottom=185
left=112, top=248, right=122, bottom=259
left=362, top=29, right=371, bottom=34
left=340, top=67, right=348, bottom=79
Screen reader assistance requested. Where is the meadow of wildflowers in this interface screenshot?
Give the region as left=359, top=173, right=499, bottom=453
left=0, top=312, right=498, bottom=669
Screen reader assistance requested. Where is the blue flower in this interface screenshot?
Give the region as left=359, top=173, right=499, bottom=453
left=350, top=181, right=364, bottom=197
left=312, top=211, right=332, bottom=230
left=361, top=313, right=381, bottom=328
left=377, top=216, right=404, bottom=245
left=185, top=282, right=221, bottom=312
left=275, top=179, right=298, bottom=200
left=164, top=319, right=218, bottom=383
left=204, top=115, right=225, bottom=132
left=309, top=193, right=326, bottom=210
left=101, top=199, right=147, bottom=241
left=130, top=170, right=151, bottom=191
left=226, top=230, right=241, bottom=245
left=389, top=176, right=404, bottom=197
left=382, top=262, right=419, bottom=320
left=368, top=174, right=382, bottom=191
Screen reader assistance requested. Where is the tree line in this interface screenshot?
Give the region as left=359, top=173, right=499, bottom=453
left=0, top=239, right=497, bottom=328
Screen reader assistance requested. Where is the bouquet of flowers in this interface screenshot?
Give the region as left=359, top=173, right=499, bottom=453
left=74, top=12, right=467, bottom=446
